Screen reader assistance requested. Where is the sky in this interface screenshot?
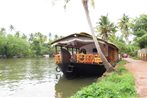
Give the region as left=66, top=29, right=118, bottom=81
left=0, top=0, right=147, bottom=37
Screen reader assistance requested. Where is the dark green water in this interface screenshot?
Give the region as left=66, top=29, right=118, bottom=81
left=0, top=58, right=97, bottom=97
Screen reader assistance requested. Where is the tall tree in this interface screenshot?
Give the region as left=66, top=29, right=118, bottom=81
left=54, top=34, right=59, bottom=40
left=10, top=25, right=15, bottom=31
left=29, top=33, right=34, bottom=43
left=48, top=32, right=52, bottom=42
left=96, top=15, right=116, bottom=41
left=59, top=0, right=114, bottom=71
left=82, top=0, right=114, bottom=71
left=118, top=14, right=130, bottom=41
left=0, top=28, right=6, bottom=57
left=1, top=34, right=29, bottom=58
left=34, top=32, right=47, bottom=44
left=30, top=32, right=48, bottom=56
left=15, top=31, right=20, bottom=38
left=132, top=14, right=147, bottom=48
left=0, top=28, right=6, bottom=33
left=0, top=27, right=6, bottom=36
left=22, top=33, right=27, bottom=39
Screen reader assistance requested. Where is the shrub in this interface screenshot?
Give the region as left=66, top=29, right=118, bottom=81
left=71, top=61, right=137, bottom=98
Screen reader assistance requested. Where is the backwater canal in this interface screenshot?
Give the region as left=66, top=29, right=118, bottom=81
left=0, top=58, right=97, bottom=97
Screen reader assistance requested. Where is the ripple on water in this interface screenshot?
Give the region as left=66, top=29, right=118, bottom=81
left=0, top=58, right=97, bottom=97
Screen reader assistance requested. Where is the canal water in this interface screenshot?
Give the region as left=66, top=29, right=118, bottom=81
left=0, top=58, right=97, bottom=97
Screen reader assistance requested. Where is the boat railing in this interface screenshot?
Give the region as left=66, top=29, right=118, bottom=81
left=54, top=54, right=62, bottom=64
left=54, top=53, right=102, bottom=64
left=76, top=53, right=102, bottom=64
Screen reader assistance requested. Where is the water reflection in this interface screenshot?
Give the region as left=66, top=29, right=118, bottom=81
left=55, top=76, right=97, bottom=98
left=0, top=58, right=97, bottom=97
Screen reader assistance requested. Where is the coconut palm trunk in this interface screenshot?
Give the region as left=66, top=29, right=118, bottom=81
left=82, top=0, right=114, bottom=72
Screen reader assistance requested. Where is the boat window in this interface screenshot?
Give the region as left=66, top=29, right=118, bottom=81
left=79, top=48, right=86, bottom=54
left=93, top=48, right=97, bottom=54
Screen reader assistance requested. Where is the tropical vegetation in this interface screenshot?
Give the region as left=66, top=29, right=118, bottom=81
left=0, top=0, right=146, bottom=60
left=0, top=14, right=146, bottom=59
left=96, top=15, right=117, bottom=41
left=71, top=60, right=137, bottom=98
left=95, top=14, right=147, bottom=57
left=0, top=26, right=61, bottom=58
left=0, top=1, right=146, bottom=98
left=63, top=1, right=145, bottom=97
left=118, top=14, right=130, bottom=41
left=131, top=14, right=147, bottom=48
left=82, top=0, right=114, bottom=72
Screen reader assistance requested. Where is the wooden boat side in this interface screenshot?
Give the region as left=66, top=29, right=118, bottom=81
left=57, top=62, right=106, bottom=79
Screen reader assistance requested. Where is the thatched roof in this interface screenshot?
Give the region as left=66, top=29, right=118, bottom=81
left=51, top=32, right=118, bottom=49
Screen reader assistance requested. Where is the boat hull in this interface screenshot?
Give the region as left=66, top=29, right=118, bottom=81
left=57, top=63, right=106, bottom=79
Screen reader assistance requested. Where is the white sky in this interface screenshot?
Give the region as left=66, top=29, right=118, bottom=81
left=0, top=0, right=147, bottom=36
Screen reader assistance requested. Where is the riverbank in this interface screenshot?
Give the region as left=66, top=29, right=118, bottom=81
left=71, top=60, right=138, bottom=98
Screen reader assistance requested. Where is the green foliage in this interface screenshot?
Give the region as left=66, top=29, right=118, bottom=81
left=96, top=14, right=140, bottom=57
left=48, top=45, right=55, bottom=57
left=0, top=33, right=29, bottom=58
left=136, top=33, right=147, bottom=48
left=0, top=33, right=7, bottom=56
left=29, top=32, right=49, bottom=57
left=109, top=35, right=126, bottom=53
left=71, top=61, right=137, bottom=98
left=126, top=43, right=139, bottom=57
left=0, top=27, right=56, bottom=58
left=109, top=35, right=139, bottom=57
left=117, top=60, right=127, bottom=66
left=31, top=40, right=41, bottom=56
left=96, top=15, right=117, bottom=41
left=132, top=14, right=147, bottom=48
left=118, top=14, right=131, bottom=41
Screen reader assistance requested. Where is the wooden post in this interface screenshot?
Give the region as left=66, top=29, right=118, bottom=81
left=60, top=46, right=62, bottom=50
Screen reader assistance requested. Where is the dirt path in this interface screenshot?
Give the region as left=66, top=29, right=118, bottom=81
left=124, top=58, right=147, bottom=98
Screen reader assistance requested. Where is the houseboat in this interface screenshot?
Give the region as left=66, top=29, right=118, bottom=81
left=51, top=32, right=119, bottom=79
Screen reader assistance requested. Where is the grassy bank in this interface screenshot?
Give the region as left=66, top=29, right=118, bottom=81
left=71, top=60, right=137, bottom=98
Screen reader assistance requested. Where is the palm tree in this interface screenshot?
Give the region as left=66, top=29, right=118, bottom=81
left=34, top=32, right=47, bottom=44
left=118, top=14, right=130, bottom=41
left=0, top=28, right=6, bottom=36
left=54, top=34, right=59, bottom=40
left=10, top=25, right=15, bottom=31
left=29, top=33, right=34, bottom=43
left=0, top=28, right=6, bottom=32
left=15, top=31, right=20, bottom=38
left=49, top=32, right=52, bottom=42
left=109, top=35, right=126, bottom=53
left=61, top=0, right=114, bottom=71
left=82, top=0, right=114, bottom=71
left=96, top=15, right=117, bottom=41
left=22, top=33, right=27, bottom=39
